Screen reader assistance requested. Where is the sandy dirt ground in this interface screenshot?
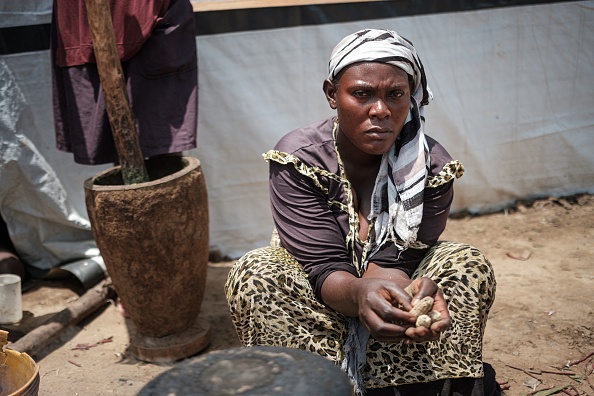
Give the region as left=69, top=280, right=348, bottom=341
left=2, top=194, right=593, bottom=396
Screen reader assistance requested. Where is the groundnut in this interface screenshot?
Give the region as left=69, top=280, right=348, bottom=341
left=415, top=314, right=432, bottom=328
left=404, top=286, right=443, bottom=328
left=408, top=296, right=434, bottom=317
left=427, top=310, right=442, bottom=323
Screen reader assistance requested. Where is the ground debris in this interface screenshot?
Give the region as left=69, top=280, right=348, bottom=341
left=506, top=350, right=594, bottom=395
left=71, top=336, right=114, bottom=351
left=523, top=377, right=542, bottom=390
left=522, top=384, right=574, bottom=396
left=67, top=359, right=81, bottom=367
left=505, top=249, right=532, bottom=261
left=566, top=350, right=594, bottom=367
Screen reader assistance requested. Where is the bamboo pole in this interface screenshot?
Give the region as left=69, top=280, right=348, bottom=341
left=83, top=0, right=149, bottom=184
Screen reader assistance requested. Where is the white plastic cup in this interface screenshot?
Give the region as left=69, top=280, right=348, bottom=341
left=0, top=274, right=23, bottom=324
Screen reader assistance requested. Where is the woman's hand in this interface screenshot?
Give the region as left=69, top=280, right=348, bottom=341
left=353, top=277, right=417, bottom=343
left=402, top=277, right=451, bottom=344
left=321, top=269, right=416, bottom=342
left=321, top=269, right=451, bottom=344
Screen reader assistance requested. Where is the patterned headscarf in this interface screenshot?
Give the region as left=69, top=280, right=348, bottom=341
left=328, top=29, right=433, bottom=395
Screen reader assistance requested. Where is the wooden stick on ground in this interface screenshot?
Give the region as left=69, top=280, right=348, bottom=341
left=8, top=279, right=116, bottom=357
left=505, top=364, right=541, bottom=380
left=567, top=350, right=594, bottom=367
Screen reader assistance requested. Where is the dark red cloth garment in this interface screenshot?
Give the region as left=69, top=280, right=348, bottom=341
left=51, top=0, right=198, bottom=165
left=53, top=0, right=170, bottom=67
left=269, top=117, right=455, bottom=299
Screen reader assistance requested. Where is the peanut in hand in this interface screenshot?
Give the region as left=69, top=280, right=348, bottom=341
left=407, top=294, right=442, bottom=328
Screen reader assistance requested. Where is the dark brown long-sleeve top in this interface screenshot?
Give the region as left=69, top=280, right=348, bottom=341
left=266, top=117, right=463, bottom=300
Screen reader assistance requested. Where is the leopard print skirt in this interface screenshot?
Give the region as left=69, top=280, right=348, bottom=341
left=224, top=241, right=496, bottom=390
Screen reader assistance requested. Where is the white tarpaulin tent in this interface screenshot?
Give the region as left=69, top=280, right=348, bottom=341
left=0, top=1, right=592, bottom=273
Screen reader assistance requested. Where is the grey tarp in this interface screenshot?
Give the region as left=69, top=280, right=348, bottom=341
left=0, top=59, right=105, bottom=286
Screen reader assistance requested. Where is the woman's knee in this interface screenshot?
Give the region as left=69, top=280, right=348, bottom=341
left=455, top=243, right=496, bottom=289
left=225, top=246, right=309, bottom=302
left=225, top=247, right=274, bottom=296
left=433, top=242, right=493, bottom=274
left=419, top=241, right=496, bottom=296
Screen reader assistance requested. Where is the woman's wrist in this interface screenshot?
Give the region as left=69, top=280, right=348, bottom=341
left=363, top=263, right=410, bottom=287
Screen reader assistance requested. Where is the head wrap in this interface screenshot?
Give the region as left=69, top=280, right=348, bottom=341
left=327, top=28, right=431, bottom=108
left=329, top=29, right=433, bottom=395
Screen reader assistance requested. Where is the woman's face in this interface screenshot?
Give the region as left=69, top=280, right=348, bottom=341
left=324, top=62, right=412, bottom=158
